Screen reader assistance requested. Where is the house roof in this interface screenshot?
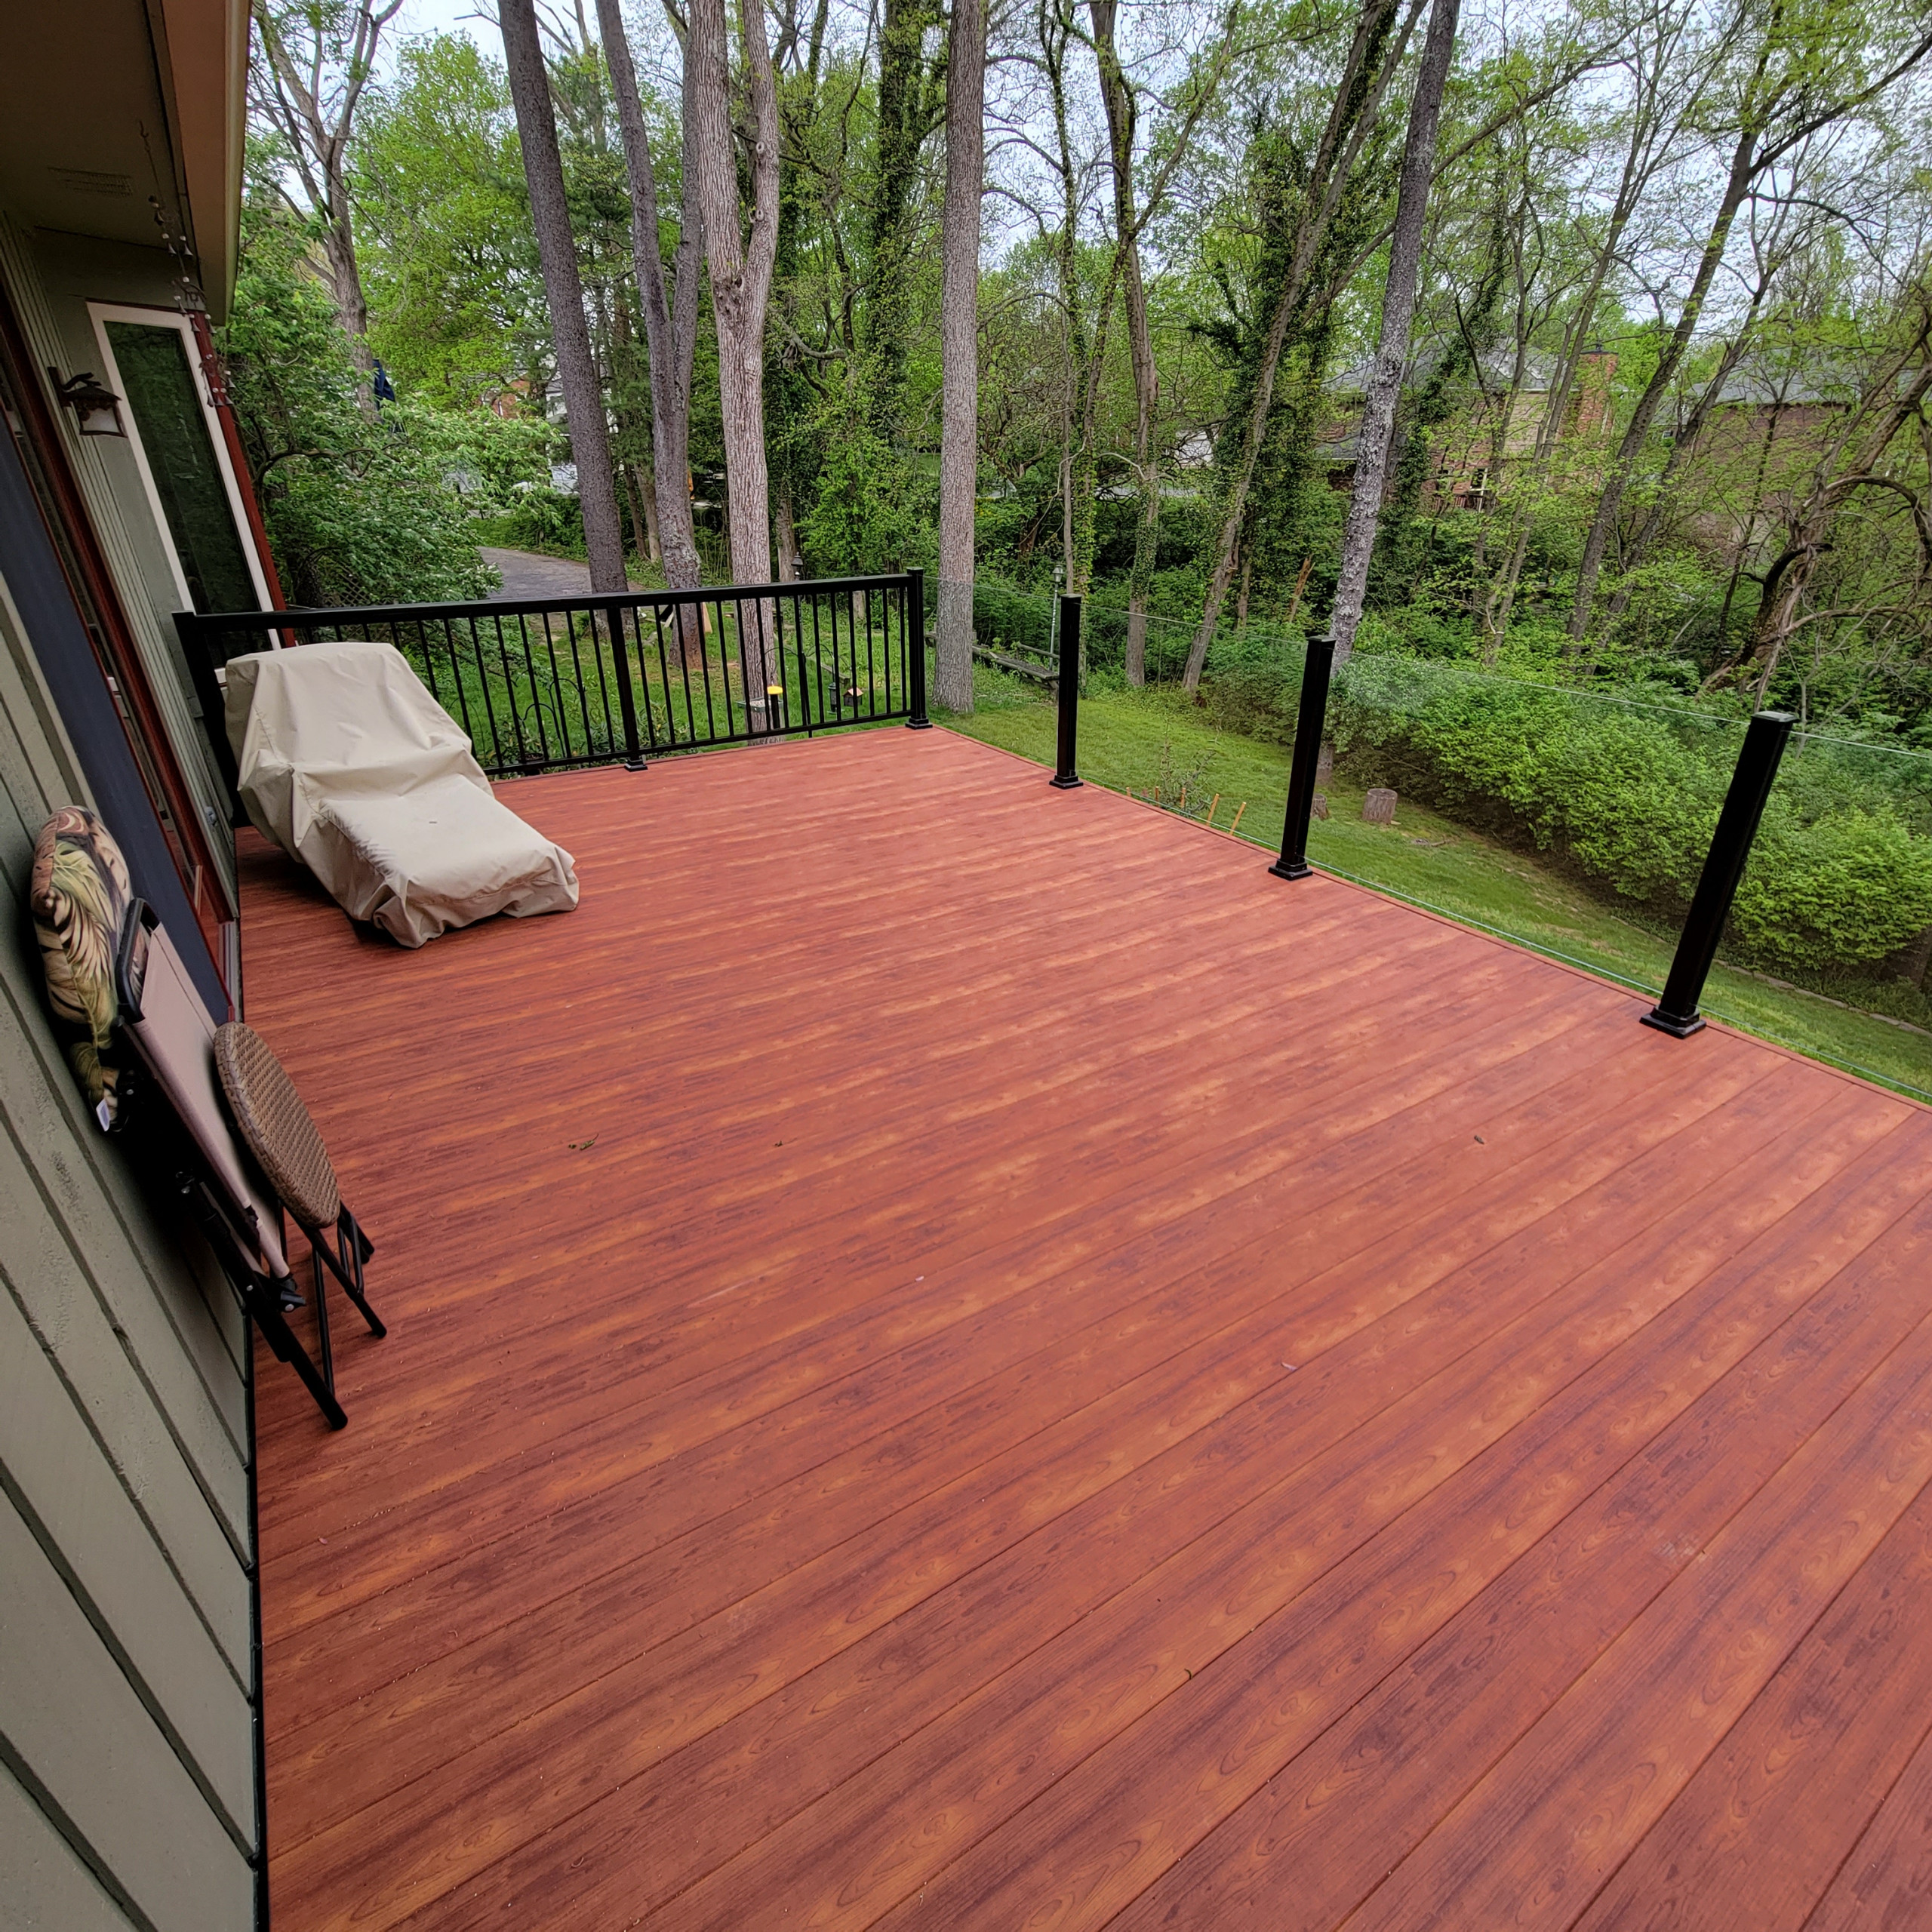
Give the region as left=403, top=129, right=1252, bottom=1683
left=0, top=0, right=249, bottom=318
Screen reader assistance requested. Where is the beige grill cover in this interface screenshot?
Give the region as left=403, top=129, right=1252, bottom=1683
left=225, top=640, right=580, bottom=948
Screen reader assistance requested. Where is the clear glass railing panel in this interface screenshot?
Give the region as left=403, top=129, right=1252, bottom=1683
left=1695, top=726, right=1932, bottom=1098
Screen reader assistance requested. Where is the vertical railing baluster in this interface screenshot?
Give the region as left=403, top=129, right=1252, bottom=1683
left=866, top=585, right=879, bottom=716
left=466, top=617, right=507, bottom=773
left=489, top=614, right=531, bottom=769
left=810, top=590, right=826, bottom=724
left=610, top=602, right=645, bottom=770
left=695, top=594, right=720, bottom=743
left=568, top=605, right=598, bottom=761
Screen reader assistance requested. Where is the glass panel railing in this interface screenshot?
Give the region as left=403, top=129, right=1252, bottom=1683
left=1697, top=726, right=1932, bottom=1098
left=946, top=590, right=1931, bottom=1099
left=1308, top=655, right=1747, bottom=1005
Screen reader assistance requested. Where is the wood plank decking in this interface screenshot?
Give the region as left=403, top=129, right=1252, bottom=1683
left=239, top=725, right=1932, bottom=1931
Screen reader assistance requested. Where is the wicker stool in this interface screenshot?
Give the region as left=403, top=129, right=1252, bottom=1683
left=214, top=1023, right=386, bottom=1394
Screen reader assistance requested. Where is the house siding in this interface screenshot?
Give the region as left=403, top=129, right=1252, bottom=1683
left=0, top=431, right=257, bottom=1927
left=0, top=213, right=238, bottom=911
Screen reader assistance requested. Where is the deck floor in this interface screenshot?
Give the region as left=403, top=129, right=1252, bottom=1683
left=242, top=725, right=1932, bottom=1930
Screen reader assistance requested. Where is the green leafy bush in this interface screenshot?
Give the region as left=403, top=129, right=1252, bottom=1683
left=222, top=199, right=550, bottom=607
left=1328, top=656, right=1932, bottom=973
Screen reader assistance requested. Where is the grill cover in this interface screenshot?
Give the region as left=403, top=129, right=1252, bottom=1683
left=225, top=640, right=579, bottom=948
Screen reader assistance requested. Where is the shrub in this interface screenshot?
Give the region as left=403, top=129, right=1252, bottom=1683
left=1327, top=656, right=1932, bottom=974
left=223, top=206, right=533, bottom=606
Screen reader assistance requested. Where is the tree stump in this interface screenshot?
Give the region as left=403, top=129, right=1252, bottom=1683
left=1312, top=792, right=1329, bottom=820
left=1362, top=787, right=1398, bottom=826
left=1316, top=743, right=1334, bottom=787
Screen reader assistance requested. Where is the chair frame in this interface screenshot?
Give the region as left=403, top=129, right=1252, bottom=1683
left=286, top=1201, right=386, bottom=1399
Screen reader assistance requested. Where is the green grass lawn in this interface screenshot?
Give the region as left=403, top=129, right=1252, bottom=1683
left=942, top=669, right=1932, bottom=1103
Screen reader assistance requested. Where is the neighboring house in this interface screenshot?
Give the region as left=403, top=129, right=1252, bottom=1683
left=0, top=5, right=279, bottom=1927
left=1320, top=347, right=1620, bottom=506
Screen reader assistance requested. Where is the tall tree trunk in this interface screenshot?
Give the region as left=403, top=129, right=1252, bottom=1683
left=866, top=0, right=937, bottom=441
left=1092, top=0, right=1159, bottom=685
left=936, top=0, right=986, bottom=712
left=250, top=0, right=404, bottom=396
left=597, top=0, right=705, bottom=592
left=688, top=0, right=781, bottom=713
left=1043, top=0, right=1098, bottom=592
left=502, top=0, right=629, bottom=592
left=776, top=487, right=802, bottom=580
left=1181, top=0, right=1420, bottom=690
left=321, top=219, right=373, bottom=375
left=1329, top=0, right=1460, bottom=664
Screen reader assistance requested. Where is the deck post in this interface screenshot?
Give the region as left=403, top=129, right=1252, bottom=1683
left=608, top=606, right=647, bottom=770
left=1051, top=593, right=1082, bottom=789
left=905, top=568, right=932, bottom=728
left=1643, top=709, right=1795, bottom=1038
left=1269, top=630, right=1336, bottom=879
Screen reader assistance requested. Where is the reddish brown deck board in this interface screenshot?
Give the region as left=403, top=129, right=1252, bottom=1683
left=242, top=726, right=1932, bottom=1930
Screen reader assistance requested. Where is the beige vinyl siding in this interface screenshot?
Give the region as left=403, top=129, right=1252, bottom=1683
left=0, top=528, right=255, bottom=1925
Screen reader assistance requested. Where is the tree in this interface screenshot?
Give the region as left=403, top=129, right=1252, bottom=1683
left=1091, top=0, right=1158, bottom=685
left=1478, top=0, right=1698, bottom=646
left=595, top=0, right=705, bottom=590
left=500, top=0, right=630, bottom=592
left=222, top=200, right=537, bottom=605
left=688, top=0, right=782, bottom=592
left=1182, top=0, right=1426, bottom=689
left=351, top=36, right=544, bottom=405
left=249, top=0, right=404, bottom=379
left=1567, top=0, right=1932, bottom=640
left=1330, top=0, right=1463, bottom=665
left=867, top=0, right=946, bottom=446
left=688, top=0, right=783, bottom=724
left=937, top=0, right=987, bottom=712
left=1734, top=289, right=1932, bottom=700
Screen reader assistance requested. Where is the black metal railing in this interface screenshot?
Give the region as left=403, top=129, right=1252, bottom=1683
left=176, top=568, right=928, bottom=798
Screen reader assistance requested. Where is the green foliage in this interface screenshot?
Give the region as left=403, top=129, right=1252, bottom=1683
left=800, top=416, right=926, bottom=574
left=1734, top=809, right=1932, bottom=971
left=221, top=202, right=548, bottom=605
left=1327, top=657, right=1932, bottom=972
left=496, top=484, right=585, bottom=552
left=352, top=35, right=540, bottom=402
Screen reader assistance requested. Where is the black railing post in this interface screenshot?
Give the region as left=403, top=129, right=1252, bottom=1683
left=1270, top=630, right=1337, bottom=880
left=906, top=568, right=932, bottom=728
left=1051, top=593, right=1082, bottom=789
left=607, top=606, right=647, bottom=770
left=1643, top=709, right=1795, bottom=1038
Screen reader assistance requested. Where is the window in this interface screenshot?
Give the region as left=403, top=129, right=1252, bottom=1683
left=90, top=306, right=268, bottom=614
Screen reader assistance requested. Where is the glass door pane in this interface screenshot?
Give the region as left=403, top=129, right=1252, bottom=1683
left=105, top=318, right=259, bottom=614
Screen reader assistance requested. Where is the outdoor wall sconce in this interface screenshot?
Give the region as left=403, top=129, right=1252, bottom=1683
left=52, top=369, right=127, bottom=437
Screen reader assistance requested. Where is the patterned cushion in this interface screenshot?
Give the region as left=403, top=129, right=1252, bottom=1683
left=29, top=806, right=141, bottom=1131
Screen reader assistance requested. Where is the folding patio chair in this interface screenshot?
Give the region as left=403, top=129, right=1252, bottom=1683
left=29, top=804, right=380, bottom=1429
left=213, top=1021, right=386, bottom=1400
